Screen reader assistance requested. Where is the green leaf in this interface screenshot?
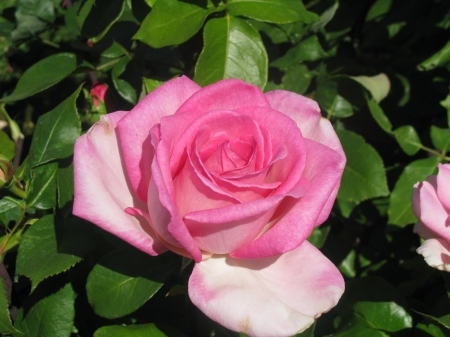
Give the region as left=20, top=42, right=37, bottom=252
left=16, top=215, right=83, bottom=291
left=1, top=53, right=78, bottom=103
left=280, top=64, right=312, bottom=95
left=337, top=130, right=389, bottom=204
left=367, top=99, right=392, bottom=133
left=416, top=322, right=448, bottom=337
left=418, top=40, right=450, bottom=71
left=365, top=0, right=392, bottom=21
left=17, top=0, right=55, bottom=23
left=86, top=249, right=177, bottom=319
left=333, top=315, right=389, bottom=337
left=13, top=284, right=75, bottom=337
left=440, top=94, right=450, bottom=127
left=57, top=160, right=74, bottom=217
left=112, top=57, right=142, bottom=105
left=430, top=126, right=450, bottom=153
left=0, top=277, right=21, bottom=334
left=270, top=36, right=327, bottom=69
left=227, top=0, right=319, bottom=24
left=338, top=249, right=356, bottom=278
left=0, top=131, right=15, bottom=161
left=394, top=125, right=421, bottom=155
left=311, top=0, right=339, bottom=32
left=0, top=197, right=24, bottom=215
left=388, top=157, right=440, bottom=227
left=194, top=16, right=268, bottom=89
left=79, top=0, right=125, bottom=43
left=307, top=225, right=330, bottom=249
left=143, top=78, right=164, bottom=94
left=134, top=0, right=216, bottom=48
left=28, top=86, right=81, bottom=168
left=414, top=312, right=450, bottom=331
left=350, top=73, right=390, bottom=103
left=26, top=162, right=58, bottom=210
left=315, top=80, right=353, bottom=118
left=11, top=12, right=49, bottom=44
left=342, top=277, right=412, bottom=332
left=94, top=323, right=183, bottom=337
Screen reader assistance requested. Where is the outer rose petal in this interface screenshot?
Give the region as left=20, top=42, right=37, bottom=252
left=265, top=90, right=346, bottom=224
left=412, top=180, right=450, bottom=242
left=232, top=140, right=343, bottom=258
left=188, top=241, right=344, bottom=337
left=73, top=112, right=166, bottom=256
left=417, top=238, right=450, bottom=272
left=117, top=76, right=201, bottom=201
left=437, top=163, right=450, bottom=211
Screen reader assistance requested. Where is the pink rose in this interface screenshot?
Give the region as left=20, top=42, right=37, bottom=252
left=413, top=163, right=450, bottom=271
left=90, top=82, right=114, bottom=111
left=73, top=77, right=346, bottom=336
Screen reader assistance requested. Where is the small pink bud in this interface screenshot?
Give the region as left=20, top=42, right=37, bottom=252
left=90, top=83, right=115, bottom=111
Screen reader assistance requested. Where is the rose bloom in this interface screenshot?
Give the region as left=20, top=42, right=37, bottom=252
left=413, top=163, right=450, bottom=271
left=73, top=77, right=346, bottom=336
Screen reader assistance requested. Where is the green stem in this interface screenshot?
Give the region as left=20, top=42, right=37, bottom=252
left=41, top=39, right=60, bottom=49
left=0, top=207, right=26, bottom=263
left=8, top=183, right=26, bottom=199
left=96, top=58, right=122, bottom=71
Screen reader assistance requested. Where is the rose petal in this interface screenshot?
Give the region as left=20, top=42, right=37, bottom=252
left=184, top=178, right=310, bottom=254
left=188, top=241, right=345, bottom=337
left=148, top=125, right=203, bottom=262
left=117, top=76, right=201, bottom=202
left=232, top=139, right=342, bottom=259
left=265, top=91, right=346, bottom=223
left=177, top=78, right=270, bottom=115
left=437, top=163, right=450, bottom=211
left=73, top=111, right=166, bottom=256
left=417, top=238, right=450, bottom=271
left=412, top=180, right=450, bottom=242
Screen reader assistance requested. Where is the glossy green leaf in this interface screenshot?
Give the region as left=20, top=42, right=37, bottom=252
left=367, top=99, right=392, bottom=133
left=94, top=323, right=182, bottom=337
left=16, top=215, right=82, bottom=291
left=28, top=86, right=81, bottom=168
left=134, top=0, right=216, bottom=48
left=13, top=284, right=75, bottom=337
left=394, top=125, right=421, bottom=155
left=339, top=249, right=356, bottom=278
left=350, top=73, right=390, bottom=103
left=112, top=57, right=142, bottom=105
left=418, top=40, right=450, bottom=71
left=27, top=162, right=58, bottom=210
left=270, top=36, right=327, bottom=69
left=79, top=0, right=125, bottom=43
left=395, top=73, right=410, bottom=107
left=227, top=0, right=318, bottom=24
left=194, top=16, right=268, bottom=89
left=1, top=53, right=78, bottom=103
left=333, top=315, right=389, bottom=336
left=0, top=131, right=15, bottom=161
left=0, top=277, right=21, bottom=334
left=337, top=130, right=389, bottom=204
left=315, top=80, right=353, bottom=118
left=430, top=125, right=450, bottom=153
left=342, top=277, right=412, bottom=332
left=0, top=197, right=23, bottom=215
left=86, top=249, right=176, bottom=319
left=17, top=0, right=55, bottom=23
left=388, top=157, right=440, bottom=226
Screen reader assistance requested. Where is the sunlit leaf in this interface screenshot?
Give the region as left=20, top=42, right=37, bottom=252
left=194, top=16, right=268, bottom=89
